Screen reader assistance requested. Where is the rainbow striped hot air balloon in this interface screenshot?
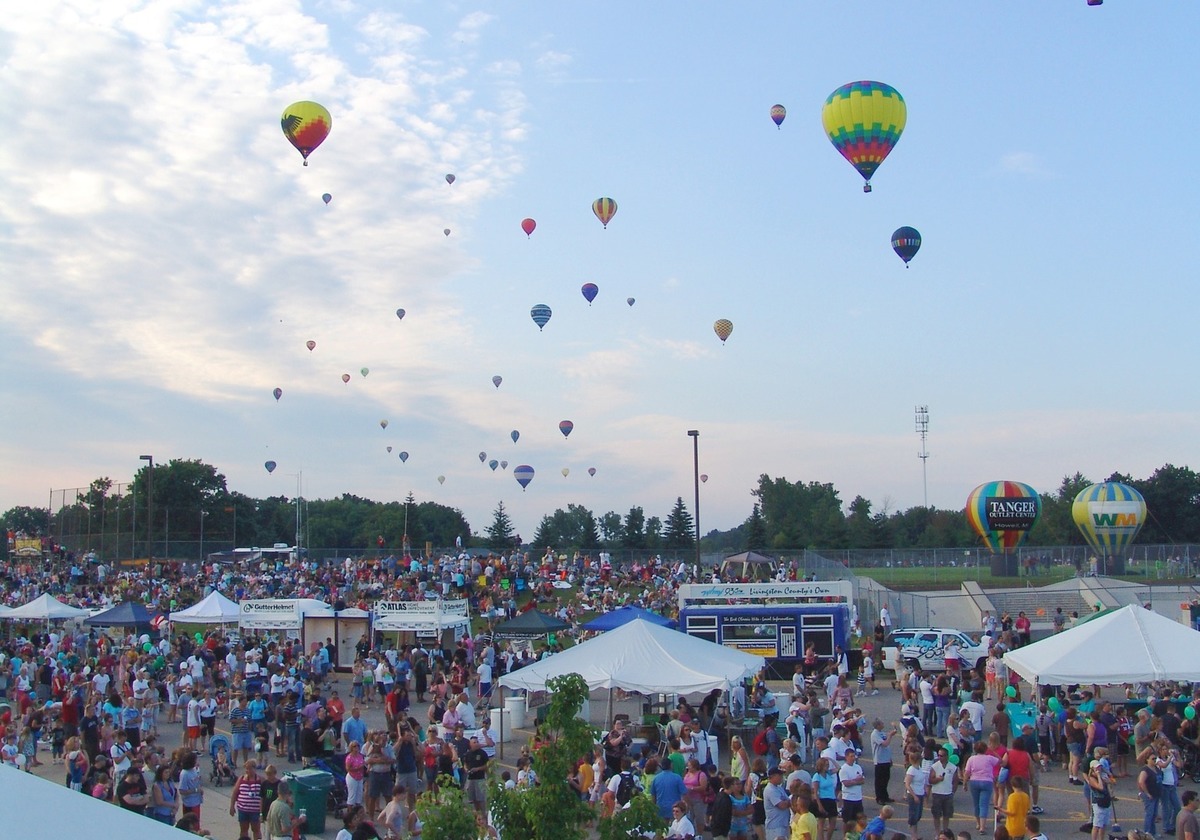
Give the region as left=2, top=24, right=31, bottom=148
left=821, top=81, right=906, bottom=193
left=592, top=197, right=617, bottom=228
left=1072, top=482, right=1146, bottom=568
left=965, top=481, right=1041, bottom=555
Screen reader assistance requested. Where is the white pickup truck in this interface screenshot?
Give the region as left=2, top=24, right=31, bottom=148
left=882, top=627, right=989, bottom=674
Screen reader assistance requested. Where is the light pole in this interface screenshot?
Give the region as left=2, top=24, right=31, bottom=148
left=139, top=455, right=154, bottom=558
left=914, top=406, right=930, bottom=508
left=199, top=510, right=208, bottom=563
left=687, top=430, right=700, bottom=568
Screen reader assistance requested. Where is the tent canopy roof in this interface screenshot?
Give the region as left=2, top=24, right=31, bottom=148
left=493, top=609, right=570, bottom=640
left=499, top=618, right=763, bottom=696
left=84, top=601, right=159, bottom=627
left=581, top=605, right=674, bottom=632
left=1003, top=604, right=1200, bottom=685
left=5, top=593, right=90, bottom=621
left=170, top=591, right=241, bottom=624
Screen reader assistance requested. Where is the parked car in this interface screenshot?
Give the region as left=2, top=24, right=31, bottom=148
left=882, top=627, right=988, bottom=674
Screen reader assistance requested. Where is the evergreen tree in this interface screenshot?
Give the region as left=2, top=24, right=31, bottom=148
left=485, top=501, right=515, bottom=550
left=663, top=496, right=695, bottom=549
left=622, top=506, right=646, bottom=548
left=745, top=503, right=767, bottom=550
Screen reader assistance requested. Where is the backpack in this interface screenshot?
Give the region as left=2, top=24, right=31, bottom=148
left=752, top=729, right=770, bottom=756
left=615, top=771, right=639, bottom=806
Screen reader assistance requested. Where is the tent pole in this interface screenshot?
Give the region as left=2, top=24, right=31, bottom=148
left=498, top=685, right=504, bottom=761
left=607, top=687, right=613, bottom=733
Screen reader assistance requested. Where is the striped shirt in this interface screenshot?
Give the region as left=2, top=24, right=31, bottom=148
left=235, top=777, right=262, bottom=813
left=229, top=707, right=250, bottom=734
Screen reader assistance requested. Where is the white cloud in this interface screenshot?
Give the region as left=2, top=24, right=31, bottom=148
left=998, top=151, right=1051, bottom=177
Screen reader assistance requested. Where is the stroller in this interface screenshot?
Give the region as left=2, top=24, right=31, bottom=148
left=209, top=735, right=234, bottom=786
left=310, top=754, right=348, bottom=818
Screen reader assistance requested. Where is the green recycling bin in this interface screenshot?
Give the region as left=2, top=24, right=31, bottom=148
left=286, top=768, right=333, bottom=834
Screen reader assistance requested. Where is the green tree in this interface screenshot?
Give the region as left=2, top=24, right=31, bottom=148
left=846, top=495, right=889, bottom=549
left=1027, top=472, right=1092, bottom=545
left=752, top=475, right=849, bottom=548
left=415, top=775, right=478, bottom=840
left=645, top=516, right=663, bottom=549
left=745, top=503, right=767, bottom=551
left=622, top=506, right=646, bottom=549
left=1133, top=464, right=1200, bottom=543
left=2, top=505, right=50, bottom=535
left=490, top=673, right=596, bottom=840
left=663, top=497, right=695, bottom=549
left=598, top=511, right=624, bottom=546
left=485, top=501, right=515, bottom=550
left=531, top=505, right=599, bottom=549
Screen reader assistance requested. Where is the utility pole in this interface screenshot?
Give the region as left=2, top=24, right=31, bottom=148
left=914, top=407, right=930, bottom=508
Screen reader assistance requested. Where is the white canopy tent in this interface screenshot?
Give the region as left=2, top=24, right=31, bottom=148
left=499, top=617, right=765, bottom=696
left=1004, top=604, right=1200, bottom=685
left=0, top=763, right=190, bottom=840
left=4, top=593, right=90, bottom=621
left=169, top=590, right=240, bottom=625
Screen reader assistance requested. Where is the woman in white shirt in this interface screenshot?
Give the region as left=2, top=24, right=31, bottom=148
left=667, top=802, right=696, bottom=840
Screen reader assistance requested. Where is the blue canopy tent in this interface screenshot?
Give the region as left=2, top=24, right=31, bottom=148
left=84, top=601, right=161, bottom=632
left=582, top=605, right=675, bottom=632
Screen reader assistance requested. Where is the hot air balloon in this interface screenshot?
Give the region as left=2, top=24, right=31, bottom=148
left=322, top=193, right=332, bottom=205
left=492, top=375, right=502, bottom=389
left=341, top=373, right=351, bottom=383
left=488, top=459, right=498, bottom=471
left=510, top=430, right=520, bottom=444
left=306, top=340, right=316, bottom=351
left=821, top=81, right=906, bottom=193
left=1072, top=482, right=1146, bottom=573
left=380, top=419, right=388, bottom=429
left=965, top=481, right=1042, bottom=574
left=581, top=283, right=598, bottom=305
left=273, top=388, right=282, bottom=401
left=437, top=475, right=445, bottom=485
left=514, top=465, right=535, bottom=491
left=561, top=468, right=570, bottom=477
left=1088, top=0, right=1102, bottom=5
left=360, top=367, right=369, bottom=377
left=891, top=226, right=921, bottom=266
left=399, top=451, right=409, bottom=462
left=396, top=309, right=405, bottom=320
left=479, top=451, right=487, bottom=463
left=444, top=229, right=451, bottom=237
left=592, top=197, right=617, bottom=228
left=559, top=420, right=574, bottom=438
left=627, top=297, right=635, bottom=306
left=521, top=218, right=536, bottom=237
left=445, top=174, right=455, bottom=185
left=530, top=304, right=552, bottom=331
left=700, top=474, right=708, bottom=483
left=714, top=319, right=733, bottom=343
left=500, top=460, right=508, bottom=470
left=264, top=460, right=277, bottom=474
left=770, top=104, right=786, bottom=128
left=280, top=101, right=332, bottom=166
left=387, top=446, right=393, bottom=453
left=588, top=467, right=597, bottom=477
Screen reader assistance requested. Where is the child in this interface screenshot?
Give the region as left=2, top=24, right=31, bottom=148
left=844, top=813, right=867, bottom=840
left=214, top=744, right=233, bottom=784
left=91, top=771, right=112, bottom=801
left=253, top=721, right=270, bottom=755
left=50, top=719, right=66, bottom=764
left=1025, top=815, right=1047, bottom=840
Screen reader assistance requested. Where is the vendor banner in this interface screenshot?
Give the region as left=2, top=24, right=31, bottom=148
left=239, top=599, right=301, bottom=629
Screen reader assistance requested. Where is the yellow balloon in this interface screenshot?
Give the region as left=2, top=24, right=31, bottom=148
left=821, top=81, right=906, bottom=192
left=281, top=101, right=332, bottom=165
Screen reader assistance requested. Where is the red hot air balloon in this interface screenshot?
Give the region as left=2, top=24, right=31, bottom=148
left=273, top=388, right=283, bottom=401
left=521, top=218, right=536, bottom=237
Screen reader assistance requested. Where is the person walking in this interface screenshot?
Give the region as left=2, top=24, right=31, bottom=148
left=962, top=741, right=999, bottom=834
left=229, top=759, right=264, bottom=840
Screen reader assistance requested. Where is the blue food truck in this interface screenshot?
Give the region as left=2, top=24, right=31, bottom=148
left=677, top=580, right=854, bottom=676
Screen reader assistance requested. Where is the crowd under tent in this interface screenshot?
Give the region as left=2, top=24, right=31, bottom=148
left=373, top=598, right=471, bottom=652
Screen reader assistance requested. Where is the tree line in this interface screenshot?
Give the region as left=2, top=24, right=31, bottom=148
left=4, top=459, right=1198, bottom=558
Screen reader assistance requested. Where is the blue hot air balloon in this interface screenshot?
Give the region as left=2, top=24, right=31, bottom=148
left=488, top=459, right=498, bottom=471
left=581, top=283, right=598, bottom=305
left=492, top=375, right=502, bottom=388
left=398, top=451, right=409, bottom=462
left=559, top=420, right=574, bottom=438
left=530, top=304, right=552, bottom=331
left=510, top=430, right=520, bottom=444
left=264, top=460, right=277, bottom=474
left=514, top=464, right=535, bottom=491
left=322, top=193, right=332, bottom=205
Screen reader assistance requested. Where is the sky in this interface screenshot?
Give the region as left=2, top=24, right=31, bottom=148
left=2, top=2, right=1198, bottom=539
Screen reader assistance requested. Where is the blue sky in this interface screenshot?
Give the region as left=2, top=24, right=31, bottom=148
left=2, top=2, right=1196, bottom=538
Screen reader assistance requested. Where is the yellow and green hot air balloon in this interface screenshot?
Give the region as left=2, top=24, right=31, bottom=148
left=281, top=101, right=332, bottom=166
left=1072, top=482, right=1146, bottom=573
left=821, top=81, right=906, bottom=193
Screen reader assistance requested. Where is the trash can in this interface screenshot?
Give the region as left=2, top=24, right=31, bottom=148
left=286, top=768, right=332, bottom=834
left=505, top=695, right=526, bottom=730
